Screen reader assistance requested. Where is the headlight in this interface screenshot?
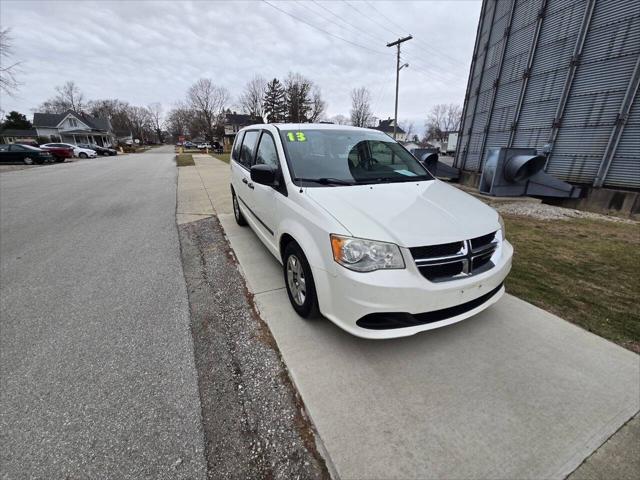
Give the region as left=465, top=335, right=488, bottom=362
left=330, top=234, right=405, bottom=272
left=498, top=214, right=506, bottom=241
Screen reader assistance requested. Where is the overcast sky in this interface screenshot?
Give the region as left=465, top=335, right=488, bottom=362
left=0, top=0, right=481, bottom=131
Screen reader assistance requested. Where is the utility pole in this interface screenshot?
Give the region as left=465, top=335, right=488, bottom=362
left=387, top=35, right=412, bottom=139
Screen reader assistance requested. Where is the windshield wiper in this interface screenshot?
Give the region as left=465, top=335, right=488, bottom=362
left=295, top=177, right=354, bottom=186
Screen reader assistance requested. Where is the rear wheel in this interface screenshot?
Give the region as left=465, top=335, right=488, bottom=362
left=79, top=152, right=88, bottom=159
left=283, top=242, right=319, bottom=318
left=54, top=156, right=65, bottom=163
left=232, top=189, right=247, bottom=226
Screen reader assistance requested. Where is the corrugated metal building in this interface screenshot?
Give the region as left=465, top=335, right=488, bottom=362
left=455, top=0, right=640, bottom=190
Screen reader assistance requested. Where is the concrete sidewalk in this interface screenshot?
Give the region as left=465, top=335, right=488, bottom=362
left=185, top=156, right=640, bottom=480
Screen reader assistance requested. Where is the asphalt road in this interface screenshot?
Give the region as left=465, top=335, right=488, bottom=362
left=0, top=147, right=206, bottom=479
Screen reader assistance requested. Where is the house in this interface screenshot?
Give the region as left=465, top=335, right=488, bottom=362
left=371, top=118, right=408, bottom=142
left=33, top=110, right=116, bottom=147
left=0, top=129, right=39, bottom=144
left=222, top=112, right=263, bottom=149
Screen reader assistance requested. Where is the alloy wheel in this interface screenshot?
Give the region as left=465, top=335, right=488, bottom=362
left=286, top=255, right=306, bottom=306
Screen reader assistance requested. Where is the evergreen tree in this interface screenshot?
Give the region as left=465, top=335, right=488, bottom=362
left=263, top=78, right=286, bottom=123
left=284, top=73, right=312, bottom=123
left=1, top=111, right=32, bottom=130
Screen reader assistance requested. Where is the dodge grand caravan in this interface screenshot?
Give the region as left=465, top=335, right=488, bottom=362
left=230, top=124, right=513, bottom=339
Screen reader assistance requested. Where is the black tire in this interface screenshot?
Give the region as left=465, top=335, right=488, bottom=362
left=23, top=156, right=35, bottom=165
left=283, top=242, right=319, bottom=318
left=232, top=189, right=247, bottom=226
left=54, top=156, right=65, bottom=163
left=79, top=152, right=88, bottom=159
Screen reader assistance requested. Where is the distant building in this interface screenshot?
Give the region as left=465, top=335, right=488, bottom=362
left=33, top=110, right=116, bottom=146
left=372, top=118, right=408, bottom=142
left=222, top=112, right=263, bottom=149
left=0, top=129, right=38, bottom=144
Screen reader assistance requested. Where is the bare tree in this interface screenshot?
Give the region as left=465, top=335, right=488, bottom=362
left=166, top=103, right=193, bottom=141
left=424, top=103, right=462, bottom=142
left=126, top=105, right=152, bottom=143
left=238, top=75, right=267, bottom=121
left=309, top=86, right=326, bottom=122
left=401, top=121, right=415, bottom=141
left=147, top=103, right=165, bottom=143
left=350, top=87, right=373, bottom=127
left=38, top=81, right=86, bottom=113
left=187, top=79, right=230, bottom=141
left=87, top=99, right=131, bottom=133
left=328, top=114, right=350, bottom=125
left=0, top=29, right=20, bottom=96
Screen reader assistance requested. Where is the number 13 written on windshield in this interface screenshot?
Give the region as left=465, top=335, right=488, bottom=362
left=287, top=132, right=307, bottom=142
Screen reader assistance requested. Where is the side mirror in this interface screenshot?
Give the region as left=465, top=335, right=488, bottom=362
left=251, top=164, right=277, bottom=186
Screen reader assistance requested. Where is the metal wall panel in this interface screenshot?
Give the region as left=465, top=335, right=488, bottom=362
left=607, top=96, right=640, bottom=188
left=456, top=0, right=640, bottom=189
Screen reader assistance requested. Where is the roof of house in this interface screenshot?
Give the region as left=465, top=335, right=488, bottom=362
left=0, top=128, right=38, bottom=137
left=33, top=110, right=112, bottom=132
left=225, top=113, right=263, bottom=126
left=372, top=118, right=406, bottom=135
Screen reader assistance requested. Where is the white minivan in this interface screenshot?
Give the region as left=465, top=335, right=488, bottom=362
left=230, top=124, right=513, bottom=339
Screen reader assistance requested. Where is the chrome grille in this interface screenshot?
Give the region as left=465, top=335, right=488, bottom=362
left=410, top=231, right=499, bottom=282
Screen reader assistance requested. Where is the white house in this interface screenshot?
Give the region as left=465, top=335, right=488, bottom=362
left=33, top=110, right=116, bottom=147
left=371, top=118, right=408, bottom=142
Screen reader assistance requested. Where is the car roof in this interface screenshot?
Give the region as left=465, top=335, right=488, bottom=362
left=239, top=123, right=379, bottom=133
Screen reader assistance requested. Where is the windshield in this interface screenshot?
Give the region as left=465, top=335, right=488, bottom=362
left=279, top=129, right=432, bottom=186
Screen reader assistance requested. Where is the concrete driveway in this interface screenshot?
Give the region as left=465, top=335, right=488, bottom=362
left=191, top=156, right=639, bottom=480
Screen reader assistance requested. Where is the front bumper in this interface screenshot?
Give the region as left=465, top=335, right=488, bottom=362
left=313, top=240, right=513, bottom=339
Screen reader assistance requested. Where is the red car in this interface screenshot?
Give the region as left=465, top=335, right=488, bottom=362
left=38, top=144, right=74, bottom=163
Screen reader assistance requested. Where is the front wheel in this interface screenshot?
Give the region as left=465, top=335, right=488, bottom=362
left=79, top=152, right=88, bottom=159
left=232, top=189, right=247, bottom=226
left=23, top=156, right=35, bottom=165
left=283, top=242, right=319, bottom=318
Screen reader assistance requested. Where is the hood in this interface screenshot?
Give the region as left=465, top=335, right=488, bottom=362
left=306, top=180, right=500, bottom=247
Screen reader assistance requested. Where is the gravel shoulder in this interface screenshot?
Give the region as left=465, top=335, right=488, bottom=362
left=178, top=215, right=329, bottom=480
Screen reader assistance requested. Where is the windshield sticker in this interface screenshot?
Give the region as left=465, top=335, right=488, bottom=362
left=394, top=169, right=417, bottom=176
left=286, top=131, right=307, bottom=142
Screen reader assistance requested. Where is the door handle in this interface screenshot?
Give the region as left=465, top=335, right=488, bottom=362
left=242, top=178, right=248, bottom=184
left=248, top=183, right=254, bottom=190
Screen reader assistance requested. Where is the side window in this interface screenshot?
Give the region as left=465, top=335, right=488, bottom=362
left=369, top=141, right=395, bottom=165
left=0, top=145, right=9, bottom=152
left=231, top=131, right=245, bottom=162
left=255, top=132, right=279, bottom=168
left=240, top=131, right=258, bottom=168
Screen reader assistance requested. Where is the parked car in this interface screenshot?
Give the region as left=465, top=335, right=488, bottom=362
left=183, top=141, right=197, bottom=149
left=212, top=141, right=223, bottom=154
left=77, top=143, right=117, bottom=156
left=197, top=142, right=211, bottom=149
left=41, top=143, right=97, bottom=159
left=38, top=144, right=74, bottom=163
left=0, top=144, right=53, bottom=164
left=229, top=124, right=513, bottom=339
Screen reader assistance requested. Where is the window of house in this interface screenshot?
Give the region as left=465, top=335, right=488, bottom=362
left=69, top=118, right=78, bottom=128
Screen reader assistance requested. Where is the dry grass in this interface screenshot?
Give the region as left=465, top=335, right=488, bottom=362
left=503, top=214, right=639, bottom=353
left=176, top=153, right=195, bottom=167
left=210, top=152, right=230, bottom=163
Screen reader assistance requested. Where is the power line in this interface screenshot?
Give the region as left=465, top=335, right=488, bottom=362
left=308, top=0, right=383, bottom=46
left=261, top=0, right=390, bottom=57
left=343, top=0, right=467, bottom=71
